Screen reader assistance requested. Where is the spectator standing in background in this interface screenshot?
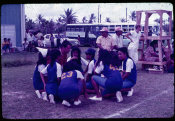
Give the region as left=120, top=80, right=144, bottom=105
left=50, top=33, right=55, bottom=48
left=96, top=27, right=116, bottom=52
left=38, top=36, right=44, bottom=47
left=113, top=27, right=123, bottom=50
left=56, top=32, right=61, bottom=48
left=22, top=38, right=29, bottom=51
left=125, top=25, right=143, bottom=64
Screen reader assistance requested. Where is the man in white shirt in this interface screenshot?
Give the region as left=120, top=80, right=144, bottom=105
left=125, top=25, right=143, bottom=63
left=113, top=27, right=123, bottom=49
left=96, top=27, right=116, bottom=51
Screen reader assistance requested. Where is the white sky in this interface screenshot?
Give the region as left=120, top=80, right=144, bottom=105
left=25, top=3, right=173, bottom=24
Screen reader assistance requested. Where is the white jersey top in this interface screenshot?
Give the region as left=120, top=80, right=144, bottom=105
left=67, top=56, right=88, bottom=67
left=75, top=70, right=84, bottom=80
left=41, top=62, right=62, bottom=78
left=121, top=58, right=134, bottom=73
left=87, top=59, right=96, bottom=74
left=113, top=34, right=123, bottom=48
left=128, top=30, right=141, bottom=49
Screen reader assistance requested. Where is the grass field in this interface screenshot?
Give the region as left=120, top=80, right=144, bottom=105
left=1, top=47, right=174, bottom=119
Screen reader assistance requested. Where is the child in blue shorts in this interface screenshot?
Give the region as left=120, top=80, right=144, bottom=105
left=41, top=49, right=62, bottom=104
left=58, top=59, right=87, bottom=107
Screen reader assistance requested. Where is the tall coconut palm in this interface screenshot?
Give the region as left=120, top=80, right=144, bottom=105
left=120, top=18, right=126, bottom=23
left=106, top=17, right=111, bottom=23
left=61, top=8, right=77, bottom=24
left=37, top=14, right=43, bottom=24
left=82, top=16, right=87, bottom=23
left=129, top=11, right=136, bottom=21
left=88, top=13, right=96, bottom=23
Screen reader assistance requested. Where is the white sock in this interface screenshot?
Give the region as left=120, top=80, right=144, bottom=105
left=42, top=92, right=48, bottom=101
left=49, top=94, right=55, bottom=104
left=35, top=90, right=41, bottom=98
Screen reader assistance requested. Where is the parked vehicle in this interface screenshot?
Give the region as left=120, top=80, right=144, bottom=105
left=43, top=34, right=80, bottom=47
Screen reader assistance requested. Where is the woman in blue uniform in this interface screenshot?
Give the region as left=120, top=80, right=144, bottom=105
left=33, top=52, right=47, bottom=99
left=41, top=49, right=62, bottom=104
left=58, top=59, right=87, bottom=107
left=117, top=47, right=137, bottom=97
left=84, top=48, right=96, bottom=93
left=89, top=49, right=123, bottom=102
left=67, top=46, right=88, bottom=72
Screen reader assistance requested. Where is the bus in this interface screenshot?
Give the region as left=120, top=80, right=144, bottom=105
left=65, top=22, right=158, bottom=47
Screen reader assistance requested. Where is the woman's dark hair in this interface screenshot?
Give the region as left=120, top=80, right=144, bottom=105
left=60, top=40, right=72, bottom=48
left=63, top=59, right=82, bottom=72
left=96, top=49, right=111, bottom=66
left=37, top=52, right=47, bottom=66
left=150, top=40, right=158, bottom=52
left=71, top=46, right=82, bottom=66
left=117, top=47, right=130, bottom=58
left=50, top=49, right=61, bottom=67
left=110, top=51, right=122, bottom=67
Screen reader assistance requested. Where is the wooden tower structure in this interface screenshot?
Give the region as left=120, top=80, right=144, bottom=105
left=136, top=10, right=172, bottom=73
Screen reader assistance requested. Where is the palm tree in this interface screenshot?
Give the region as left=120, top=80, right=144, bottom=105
left=37, top=14, right=43, bottom=24
left=88, top=13, right=96, bottom=23
left=25, top=19, right=36, bottom=30
left=61, top=8, right=77, bottom=24
left=106, top=17, right=111, bottom=23
left=120, top=18, right=126, bottom=23
left=82, top=16, right=87, bottom=23
left=129, top=11, right=136, bottom=21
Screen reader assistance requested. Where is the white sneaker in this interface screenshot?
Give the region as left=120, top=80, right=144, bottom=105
left=42, top=92, right=48, bottom=101
left=62, top=100, right=71, bottom=107
left=74, top=100, right=81, bottom=105
left=89, top=96, right=102, bottom=101
left=116, top=91, right=123, bottom=102
left=35, top=90, right=42, bottom=98
left=127, top=88, right=134, bottom=97
left=49, top=94, right=55, bottom=104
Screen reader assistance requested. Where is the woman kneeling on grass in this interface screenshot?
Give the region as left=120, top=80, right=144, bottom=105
left=58, top=59, right=87, bottom=107
left=117, top=47, right=137, bottom=97
left=41, top=49, right=62, bottom=104
left=89, top=49, right=123, bottom=102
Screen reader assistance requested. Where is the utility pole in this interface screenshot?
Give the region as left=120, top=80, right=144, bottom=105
left=100, top=14, right=101, bottom=23
left=98, top=5, right=99, bottom=23
left=126, top=8, right=127, bottom=22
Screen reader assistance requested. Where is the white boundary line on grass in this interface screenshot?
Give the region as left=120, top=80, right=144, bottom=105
left=103, top=88, right=173, bottom=118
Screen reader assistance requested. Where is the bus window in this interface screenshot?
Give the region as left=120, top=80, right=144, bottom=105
left=79, top=27, right=84, bottom=32
left=116, top=25, right=121, bottom=27
left=109, top=25, right=115, bottom=32
left=96, top=26, right=100, bottom=31
left=91, top=26, right=96, bottom=32
left=70, top=27, right=75, bottom=31
left=75, top=27, right=79, bottom=32
left=122, top=25, right=128, bottom=32
left=129, top=25, right=134, bottom=31
left=67, top=27, right=71, bottom=31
